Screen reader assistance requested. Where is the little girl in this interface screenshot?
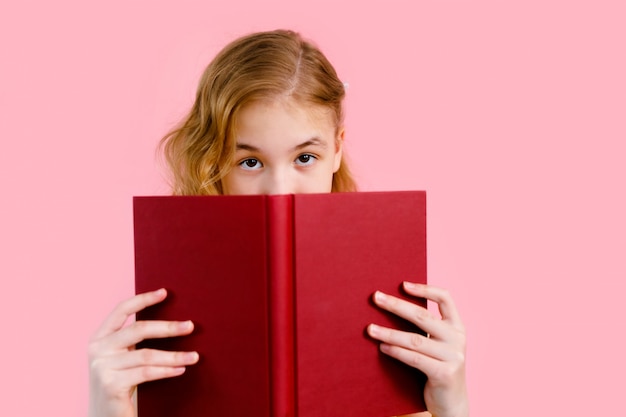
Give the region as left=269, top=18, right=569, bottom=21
left=88, top=29, right=468, bottom=417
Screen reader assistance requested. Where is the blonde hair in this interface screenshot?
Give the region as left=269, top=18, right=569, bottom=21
left=160, top=29, right=357, bottom=195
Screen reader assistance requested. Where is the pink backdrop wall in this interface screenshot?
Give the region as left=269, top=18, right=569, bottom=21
left=1, top=1, right=624, bottom=416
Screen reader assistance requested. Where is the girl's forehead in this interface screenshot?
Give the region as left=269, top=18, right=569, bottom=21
left=233, top=99, right=337, bottom=153
left=237, top=98, right=335, bottom=131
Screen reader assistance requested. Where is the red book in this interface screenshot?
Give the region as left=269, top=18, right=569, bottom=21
left=134, top=191, right=427, bottom=417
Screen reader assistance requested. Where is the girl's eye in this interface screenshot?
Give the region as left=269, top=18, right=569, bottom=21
left=295, top=154, right=317, bottom=166
left=239, top=158, right=263, bottom=170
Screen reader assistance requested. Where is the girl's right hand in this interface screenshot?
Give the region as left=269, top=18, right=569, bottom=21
left=88, top=289, right=199, bottom=417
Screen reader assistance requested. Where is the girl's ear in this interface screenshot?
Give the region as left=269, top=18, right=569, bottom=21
left=333, top=128, right=344, bottom=173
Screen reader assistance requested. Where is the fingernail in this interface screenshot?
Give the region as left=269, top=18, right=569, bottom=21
left=374, top=291, right=387, bottom=302
left=404, top=281, right=422, bottom=290
left=179, top=320, right=193, bottom=330
left=368, top=324, right=380, bottom=337
left=186, top=352, right=199, bottom=362
left=155, top=288, right=166, bottom=296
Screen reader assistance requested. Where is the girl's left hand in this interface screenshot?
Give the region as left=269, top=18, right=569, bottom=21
left=367, top=282, right=469, bottom=417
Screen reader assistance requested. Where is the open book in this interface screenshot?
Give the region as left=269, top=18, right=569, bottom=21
left=134, top=191, right=427, bottom=417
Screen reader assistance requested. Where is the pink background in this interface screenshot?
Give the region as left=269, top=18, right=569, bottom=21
left=1, top=1, right=624, bottom=416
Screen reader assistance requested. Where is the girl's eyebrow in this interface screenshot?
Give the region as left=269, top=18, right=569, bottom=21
left=235, top=143, right=260, bottom=151
left=293, top=137, right=326, bottom=151
left=235, top=137, right=327, bottom=152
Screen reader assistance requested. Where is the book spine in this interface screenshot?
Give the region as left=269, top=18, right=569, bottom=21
left=267, top=195, right=295, bottom=417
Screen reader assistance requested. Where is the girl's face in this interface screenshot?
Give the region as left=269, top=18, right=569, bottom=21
left=222, top=98, right=343, bottom=195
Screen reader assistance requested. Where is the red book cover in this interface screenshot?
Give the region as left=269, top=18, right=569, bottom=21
left=134, top=191, right=427, bottom=417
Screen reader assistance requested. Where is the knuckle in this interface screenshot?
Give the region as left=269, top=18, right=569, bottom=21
left=99, top=373, right=116, bottom=392
left=381, top=326, right=394, bottom=341
left=112, top=297, right=133, bottom=318
left=452, top=350, right=466, bottom=366
left=432, top=360, right=464, bottom=385
left=413, top=308, right=429, bottom=323
left=432, top=364, right=455, bottom=383
left=409, top=353, right=422, bottom=369
left=174, top=351, right=188, bottom=364
left=385, top=295, right=399, bottom=308
left=89, top=357, right=104, bottom=374
left=133, top=320, right=150, bottom=334
left=141, top=366, right=157, bottom=381
left=87, top=341, right=101, bottom=360
left=440, top=366, right=456, bottom=382
left=169, top=321, right=181, bottom=333
left=140, top=348, right=155, bottom=364
left=140, top=366, right=151, bottom=380
left=437, top=288, right=451, bottom=304
left=409, top=333, right=423, bottom=350
left=91, top=362, right=118, bottom=392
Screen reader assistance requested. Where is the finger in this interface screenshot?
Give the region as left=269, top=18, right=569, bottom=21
left=90, top=350, right=199, bottom=393
left=128, top=365, right=190, bottom=386
left=116, top=365, right=189, bottom=388
left=373, top=291, right=449, bottom=339
left=380, top=341, right=466, bottom=388
left=378, top=342, right=441, bottom=378
left=92, top=289, right=168, bottom=340
left=97, top=349, right=200, bottom=371
left=403, top=282, right=463, bottom=326
left=367, top=324, right=453, bottom=362
left=98, top=320, right=195, bottom=352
